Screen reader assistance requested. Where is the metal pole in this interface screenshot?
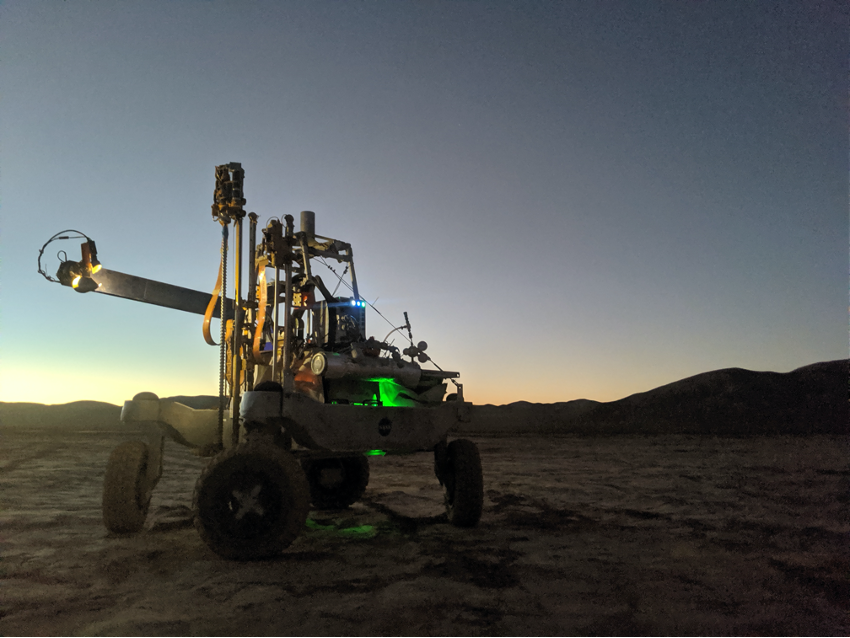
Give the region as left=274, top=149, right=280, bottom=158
left=245, top=213, right=258, bottom=390
left=346, top=245, right=360, bottom=300
left=231, top=216, right=243, bottom=446
left=272, top=263, right=280, bottom=382
left=247, top=213, right=258, bottom=307
left=217, top=224, right=228, bottom=450
left=282, top=215, right=294, bottom=391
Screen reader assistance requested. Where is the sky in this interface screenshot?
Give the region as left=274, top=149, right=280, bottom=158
left=0, top=0, right=846, bottom=406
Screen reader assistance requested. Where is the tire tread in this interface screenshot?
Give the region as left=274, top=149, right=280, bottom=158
left=102, top=440, right=150, bottom=534
left=193, top=433, right=310, bottom=560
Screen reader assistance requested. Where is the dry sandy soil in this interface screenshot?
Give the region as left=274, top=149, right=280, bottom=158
left=1, top=427, right=847, bottom=636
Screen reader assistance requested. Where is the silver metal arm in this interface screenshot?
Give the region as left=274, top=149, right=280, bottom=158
left=91, top=268, right=234, bottom=320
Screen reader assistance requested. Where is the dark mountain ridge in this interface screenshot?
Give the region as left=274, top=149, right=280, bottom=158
left=574, top=359, right=848, bottom=435
left=464, top=359, right=848, bottom=436
left=1, top=360, right=846, bottom=435
left=0, top=400, right=122, bottom=430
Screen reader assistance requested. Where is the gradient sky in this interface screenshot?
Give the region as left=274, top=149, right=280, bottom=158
left=1, top=1, right=846, bottom=406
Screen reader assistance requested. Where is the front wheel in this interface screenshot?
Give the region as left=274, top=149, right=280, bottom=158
left=442, top=439, right=483, bottom=527
left=102, top=441, right=151, bottom=534
left=193, top=433, right=310, bottom=560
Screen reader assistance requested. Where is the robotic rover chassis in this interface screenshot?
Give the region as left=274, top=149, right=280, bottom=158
left=40, top=163, right=483, bottom=560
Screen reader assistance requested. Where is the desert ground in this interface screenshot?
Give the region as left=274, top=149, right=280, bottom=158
left=1, top=426, right=847, bottom=636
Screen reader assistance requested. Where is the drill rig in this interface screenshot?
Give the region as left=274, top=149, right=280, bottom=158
left=39, top=163, right=482, bottom=560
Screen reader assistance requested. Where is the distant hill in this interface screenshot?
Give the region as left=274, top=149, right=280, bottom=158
left=572, top=359, right=848, bottom=436
left=0, top=400, right=121, bottom=430
left=1, top=361, right=846, bottom=435
left=465, top=398, right=601, bottom=435
left=0, top=396, right=221, bottom=430
left=460, top=360, right=848, bottom=436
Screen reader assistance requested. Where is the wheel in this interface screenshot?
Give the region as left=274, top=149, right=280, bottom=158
left=102, top=441, right=151, bottom=534
left=193, top=433, right=310, bottom=560
left=301, top=456, right=370, bottom=509
left=443, top=439, right=483, bottom=527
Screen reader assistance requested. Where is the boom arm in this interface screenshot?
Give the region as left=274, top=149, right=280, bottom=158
left=90, top=268, right=234, bottom=320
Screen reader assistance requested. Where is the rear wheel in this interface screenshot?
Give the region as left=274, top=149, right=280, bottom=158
left=193, top=433, right=310, bottom=560
left=442, top=439, right=483, bottom=527
left=301, top=456, right=370, bottom=509
left=102, top=441, right=150, bottom=534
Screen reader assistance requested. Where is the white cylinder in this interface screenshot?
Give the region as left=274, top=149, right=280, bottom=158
left=310, top=352, right=421, bottom=388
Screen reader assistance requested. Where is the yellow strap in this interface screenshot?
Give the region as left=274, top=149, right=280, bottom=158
left=202, top=263, right=223, bottom=346
left=251, top=258, right=271, bottom=364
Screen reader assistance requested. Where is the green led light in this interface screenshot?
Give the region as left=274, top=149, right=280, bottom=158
left=330, top=377, right=418, bottom=408
left=365, top=449, right=386, bottom=456
left=366, top=377, right=418, bottom=408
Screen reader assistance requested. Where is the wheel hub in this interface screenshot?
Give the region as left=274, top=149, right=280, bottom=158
left=318, top=466, right=345, bottom=489
left=230, top=484, right=265, bottom=520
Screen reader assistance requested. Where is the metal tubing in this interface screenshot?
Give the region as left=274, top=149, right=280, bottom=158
left=247, top=213, right=258, bottom=308
left=218, top=225, right=228, bottom=450
left=272, top=264, right=280, bottom=382
left=299, top=235, right=313, bottom=280
left=346, top=246, right=360, bottom=300
left=245, top=214, right=258, bottom=391
left=90, top=269, right=234, bottom=319
left=282, top=217, right=294, bottom=391
left=310, top=351, right=422, bottom=388
left=231, top=216, right=244, bottom=446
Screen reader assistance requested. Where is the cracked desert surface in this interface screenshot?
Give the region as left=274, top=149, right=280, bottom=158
left=1, top=429, right=847, bottom=636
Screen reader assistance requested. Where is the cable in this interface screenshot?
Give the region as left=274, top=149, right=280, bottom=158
left=382, top=326, right=406, bottom=343
left=330, top=264, right=349, bottom=296
left=317, top=257, right=400, bottom=334
left=37, top=229, right=91, bottom=283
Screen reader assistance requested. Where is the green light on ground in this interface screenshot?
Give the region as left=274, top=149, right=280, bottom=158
left=305, top=519, right=376, bottom=539
left=365, top=449, right=386, bottom=456
left=338, top=525, right=376, bottom=538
